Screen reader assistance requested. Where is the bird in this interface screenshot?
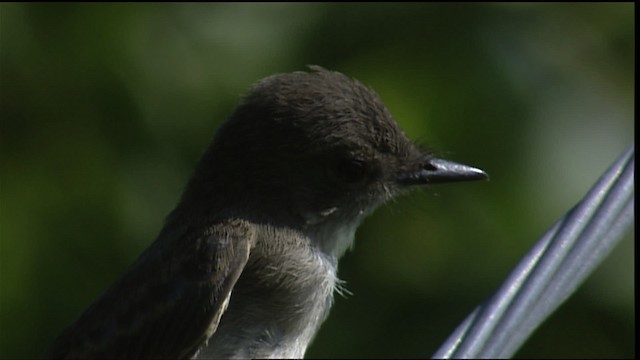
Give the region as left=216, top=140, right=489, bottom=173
left=48, top=65, right=487, bottom=359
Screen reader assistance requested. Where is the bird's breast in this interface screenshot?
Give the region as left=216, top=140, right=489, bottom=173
left=198, top=228, right=337, bottom=358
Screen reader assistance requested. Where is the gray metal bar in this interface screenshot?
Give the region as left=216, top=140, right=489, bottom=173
left=433, top=145, right=634, bottom=359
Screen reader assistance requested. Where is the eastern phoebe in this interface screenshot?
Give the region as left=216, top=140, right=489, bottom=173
left=48, top=66, right=487, bottom=359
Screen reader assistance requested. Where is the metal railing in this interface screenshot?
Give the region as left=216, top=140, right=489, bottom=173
left=433, top=145, right=635, bottom=359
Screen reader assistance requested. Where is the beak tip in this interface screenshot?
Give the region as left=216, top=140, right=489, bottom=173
left=469, top=167, right=490, bottom=181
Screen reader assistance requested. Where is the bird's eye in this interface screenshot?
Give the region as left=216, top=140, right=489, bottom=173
left=336, top=159, right=368, bottom=183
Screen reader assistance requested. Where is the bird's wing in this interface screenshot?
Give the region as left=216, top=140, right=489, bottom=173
left=48, top=219, right=255, bottom=359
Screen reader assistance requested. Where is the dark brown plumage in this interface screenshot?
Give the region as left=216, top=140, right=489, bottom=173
left=48, top=66, right=486, bottom=359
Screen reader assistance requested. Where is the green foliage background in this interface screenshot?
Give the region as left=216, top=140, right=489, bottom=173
left=1, top=3, right=634, bottom=358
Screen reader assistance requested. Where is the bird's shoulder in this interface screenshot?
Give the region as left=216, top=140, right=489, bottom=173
left=48, top=218, right=256, bottom=359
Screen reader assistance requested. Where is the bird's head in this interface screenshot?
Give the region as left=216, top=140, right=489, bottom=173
left=180, top=66, right=487, bottom=256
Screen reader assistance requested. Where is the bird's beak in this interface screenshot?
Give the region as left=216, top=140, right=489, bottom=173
left=396, top=158, right=488, bottom=185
